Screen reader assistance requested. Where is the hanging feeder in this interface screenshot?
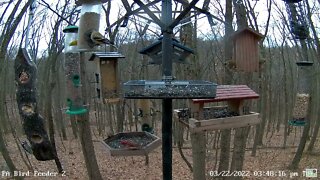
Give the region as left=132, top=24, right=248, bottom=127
left=285, top=0, right=309, bottom=40
left=63, top=26, right=87, bottom=115
left=231, top=28, right=264, bottom=72
left=102, top=132, right=161, bottom=156
left=77, top=0, right=103, bottom=51
left=88, top=52, right=125, bottom=103
left=63, top=26, right=79, bottom=53
left=289, top=61, right=313, bottom=126
left=139, top=37, right=194, bottom=65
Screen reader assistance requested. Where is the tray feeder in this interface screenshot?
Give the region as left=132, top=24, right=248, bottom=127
left=102, top=132, right=161, bottom=156
left=231, top=28, right=264, bottom=72
left=289, top=61, right=313, bottom=126
left=123, top=80, right=217, bottom=99
left=89, top=52, right=125, bottom=103
left=284, top=0, right=309, bottom=40
left=139, top=37, right=194, bottom=65
left=174, top=85, right=261, bottom=132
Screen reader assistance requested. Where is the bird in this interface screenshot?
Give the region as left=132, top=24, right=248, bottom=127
left=69, top=40, right=77, bottom=46
left=120, top=140, right=140, bottom=150
left=21, top=140, right=33, bottom=154
left=90, top=30, right=113, bottom=47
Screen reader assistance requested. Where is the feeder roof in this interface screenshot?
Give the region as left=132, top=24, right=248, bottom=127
left=63, top=26, right=78, bottom=33
left=75, top=0, right=108, bottom=6
left=139, top=37, right=194, bottom=55
left=296, top=61, right=313, bottom=66
left=231, top=28, right=264, bottom=40
left=89, top=52, right=125, bottom=61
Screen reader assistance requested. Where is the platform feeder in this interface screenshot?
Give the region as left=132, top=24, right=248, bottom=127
left=139, top=37, right=194, bottom=65
left=290, top=61, right=313, bottom=126
left=88, top=52, right=125, bottom=103
left=231, top=28, right=263, bottom=72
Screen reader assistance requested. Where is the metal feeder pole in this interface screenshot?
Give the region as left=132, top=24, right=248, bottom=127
left=161, top=0, right=173, bottom=179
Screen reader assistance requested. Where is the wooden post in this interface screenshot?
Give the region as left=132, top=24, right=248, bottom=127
left=189, top=100, right=206, bottom=180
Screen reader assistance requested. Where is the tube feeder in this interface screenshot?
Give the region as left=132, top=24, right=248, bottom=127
left=77, top=0, right=102, bottom=51
left=284, top=0, right=309, bottom=40
left=289, top=61, right=313, bottom=126
left=63, top=26, right=87, bottom=115
left=88, top=52, right=125, bottom=103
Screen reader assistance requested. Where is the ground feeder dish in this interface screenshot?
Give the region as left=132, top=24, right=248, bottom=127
left=102, top=132, right=161, bottom=156
left=123, top=80, right=217, bottom=99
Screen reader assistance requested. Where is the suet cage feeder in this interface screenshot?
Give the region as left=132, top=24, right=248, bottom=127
left=89, top=52, right=125, bottom=103
left=102, top=132, right=161, bottom=156
left=123, top=80, right=217, bottom=99
left=290, top=61, right=313, bottom=126
left=231, top=28, right=263, bottom=72
left=284, top=0, right=309, bottom=40
left=139, top=37, right=194, bottom=65
left=77, top=0, right=102, bottom=51
left=63, top=26, right=79, bottom=53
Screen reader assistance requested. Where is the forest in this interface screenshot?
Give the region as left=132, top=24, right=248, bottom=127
left=0, top=0, right=319, bottom=179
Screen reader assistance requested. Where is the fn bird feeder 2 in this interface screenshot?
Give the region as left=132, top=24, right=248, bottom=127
left=89, top=52, right=125, bottom=103
left=231, top=28, right=263, bottom=72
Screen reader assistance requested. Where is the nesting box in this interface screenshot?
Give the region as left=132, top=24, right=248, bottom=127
left=139, top=37, right=194, bottom=65
left=89, top=52, right=125, bottom=102
left=231, top=28, right=263, bottom=72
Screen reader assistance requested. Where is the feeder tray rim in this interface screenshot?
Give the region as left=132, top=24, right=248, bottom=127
left=66, top=108, right=88, bottom=115
left=296, top=61, right=313, bottom=66
left=63, top=25, right=79, bottom=33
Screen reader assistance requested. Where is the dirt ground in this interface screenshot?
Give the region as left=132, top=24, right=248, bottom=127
left=0, top=125, right=319, bottom=180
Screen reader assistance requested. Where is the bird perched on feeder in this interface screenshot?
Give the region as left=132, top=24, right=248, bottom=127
left=89, top=30, right=113, bottom=47
left=120, top=140, right=140, bottom=150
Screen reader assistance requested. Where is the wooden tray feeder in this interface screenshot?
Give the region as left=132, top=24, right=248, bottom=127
left=231, top=28, right=263, bottom=72
left=139, top=37, right=193, bottom=65
left=175, top=85, right=260, bottom=132
left=89, top=52, right=125, bottom=103
left=102, top=132, right=161, bottom=156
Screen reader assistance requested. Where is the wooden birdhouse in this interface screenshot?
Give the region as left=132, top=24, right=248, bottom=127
left=89, top=52, right=125, bottom=103
left=139, top=37, right=194, bottom=65
left=231, top=28, right=263, bottom=72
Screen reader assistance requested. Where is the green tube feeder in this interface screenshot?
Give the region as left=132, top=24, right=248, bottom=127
left=65, top=98, right=87, bottom=115
left=72, top=75, right=81, bottom=87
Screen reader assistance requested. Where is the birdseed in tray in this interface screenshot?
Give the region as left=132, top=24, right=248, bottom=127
left=104, top=132, right=157, bottom=150
left=177, top=107, right=240, bottom=123
left=123, top=80, right=217, bottom=99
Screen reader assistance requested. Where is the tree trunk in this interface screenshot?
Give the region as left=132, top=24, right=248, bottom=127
left=218, top=0, right=233, bottom=171
left=79, top=52, right=103, bottom=180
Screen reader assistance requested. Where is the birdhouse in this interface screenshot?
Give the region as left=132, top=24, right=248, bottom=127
left=89, top=52, right=125, bottom=103
left=231, top=28, right=263, bottom=72
left=139, top=37, right=194, bottom=65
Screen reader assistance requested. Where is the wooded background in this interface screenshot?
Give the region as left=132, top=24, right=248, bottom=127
left=0, top=0, right=319, bottom=179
